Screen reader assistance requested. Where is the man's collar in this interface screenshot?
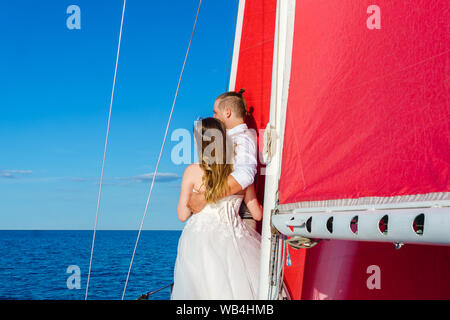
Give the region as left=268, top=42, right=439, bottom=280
left=227, top=123, right=248, bottom=135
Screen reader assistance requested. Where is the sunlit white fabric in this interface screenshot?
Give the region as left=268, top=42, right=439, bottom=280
left=227, top=123, right=258, bottom=190
left=171, top=194, right=261, bottom=300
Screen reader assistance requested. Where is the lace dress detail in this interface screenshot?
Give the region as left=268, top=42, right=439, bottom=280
left=184, top=195, right=253, bottom=240
left=171, top=194, right=261, bottom=300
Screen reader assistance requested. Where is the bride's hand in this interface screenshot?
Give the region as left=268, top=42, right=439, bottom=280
left=188, top=191, right=207, bottom=214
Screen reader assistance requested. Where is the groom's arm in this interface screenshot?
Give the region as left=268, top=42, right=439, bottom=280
left=228, top=130, right=258, bottom=191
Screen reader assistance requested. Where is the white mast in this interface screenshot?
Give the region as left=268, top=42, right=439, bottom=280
left=258, top=0, right=296, bottom=300
left=228, top=0, right=246, bottom=92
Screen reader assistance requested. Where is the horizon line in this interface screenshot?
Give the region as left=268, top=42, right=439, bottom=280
left=0, top=229, right=182, bottom=231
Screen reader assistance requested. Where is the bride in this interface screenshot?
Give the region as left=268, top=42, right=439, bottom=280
left=171, top=117, right=263, bottom=300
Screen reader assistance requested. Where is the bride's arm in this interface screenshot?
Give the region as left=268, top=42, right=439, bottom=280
left=243, top=184, right=262, bottom=221
left=177, top=165, right=195, bottom=222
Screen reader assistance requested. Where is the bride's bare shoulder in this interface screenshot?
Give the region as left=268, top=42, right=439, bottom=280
left=185, top=163, right=201, bottom=171
left=183, top=163, right=203, bottom=177
left=183, top=164, right=203, bottom=191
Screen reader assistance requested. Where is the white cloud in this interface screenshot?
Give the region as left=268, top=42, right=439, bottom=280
left=0, top=170, right=33, bottom=179
left=117, top=172, right=181, bottom=183
left=0, top=171, right=181, bottom=185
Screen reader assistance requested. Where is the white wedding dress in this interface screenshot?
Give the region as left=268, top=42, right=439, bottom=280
left=171, top=193, right=261, bottom=300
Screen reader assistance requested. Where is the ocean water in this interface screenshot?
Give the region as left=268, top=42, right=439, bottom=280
left=0, top=230, right=182, bottom=300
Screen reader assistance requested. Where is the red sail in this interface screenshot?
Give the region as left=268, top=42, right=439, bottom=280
left=278, top=0, right=450, bottom=300
left=234, top=0, right=276, bottom=199
left=279, top=0, right=449, bottom=204
left=234, top=0, right=449, bottom=299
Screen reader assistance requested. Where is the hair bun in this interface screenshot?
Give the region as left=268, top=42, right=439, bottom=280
left=238, top=88, right=245, bottom=95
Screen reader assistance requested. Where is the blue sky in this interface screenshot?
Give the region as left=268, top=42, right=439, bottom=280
left=0, top=0, right=238, bottom=230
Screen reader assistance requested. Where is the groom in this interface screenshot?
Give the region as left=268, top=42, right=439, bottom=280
left=188, top=90, right=259, bottom=230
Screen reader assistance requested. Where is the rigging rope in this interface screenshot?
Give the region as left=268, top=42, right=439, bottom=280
left=85, top=0, right=127, bottom=300
left=121, top=0, right=203, bottom=300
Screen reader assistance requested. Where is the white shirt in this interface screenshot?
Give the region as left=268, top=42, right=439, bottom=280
left=227, top=123, right=258, bottom=190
